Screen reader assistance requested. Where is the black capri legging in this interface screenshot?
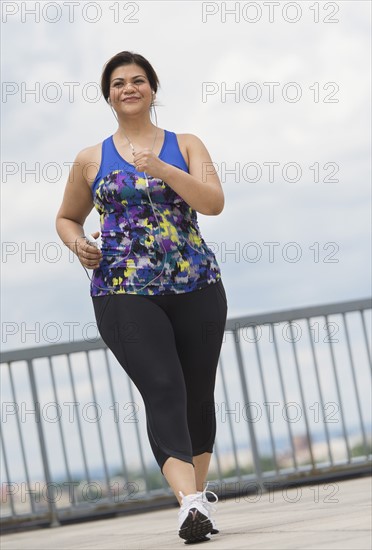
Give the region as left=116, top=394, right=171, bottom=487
left=92, top=279, right=228, bottom=474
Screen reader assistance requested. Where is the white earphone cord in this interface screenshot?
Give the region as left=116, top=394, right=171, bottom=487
left=81, top=97, right=204, bottom=294
left=81, top=97, right=169, bottom=293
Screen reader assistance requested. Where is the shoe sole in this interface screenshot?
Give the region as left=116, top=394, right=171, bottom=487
left=178, top=507, right=213, bottom=543
left=184, top=535, right=210, bottom=545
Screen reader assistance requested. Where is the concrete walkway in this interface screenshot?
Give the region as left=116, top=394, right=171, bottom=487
left=1, top=476, right=371, bottom=549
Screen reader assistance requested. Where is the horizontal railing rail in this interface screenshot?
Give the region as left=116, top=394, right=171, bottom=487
left=1, top=296, right=371, bottom=531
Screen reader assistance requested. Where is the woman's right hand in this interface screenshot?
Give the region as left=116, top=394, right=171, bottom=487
left=75, top=231, right=102, bottom=269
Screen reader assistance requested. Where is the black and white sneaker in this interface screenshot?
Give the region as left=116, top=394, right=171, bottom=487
left=178, top=491, right=213, bottom=544
left=198, top=483, right=219, bottom=534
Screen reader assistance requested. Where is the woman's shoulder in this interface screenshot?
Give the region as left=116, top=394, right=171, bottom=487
left=173, top=133, right=210, bottom=157
left=173, top=133, right=206, bottom=158
left=72, top=141, right=105, bottom=185
left=75, top=141, right=103, bottom=164
left=173, top=132, right=203, bottom=145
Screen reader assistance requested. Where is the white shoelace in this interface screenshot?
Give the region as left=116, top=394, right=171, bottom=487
left=179, top=490, right=202, bottom=505
left=200, top=482, right=218, bottom=507
left=178, top=491, right=205, bottom=517
left=178, top=485, right=218, bottom=515
left=198, top=482, right=219, bottom=528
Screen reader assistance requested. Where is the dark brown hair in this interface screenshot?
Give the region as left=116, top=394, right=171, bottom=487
left=100, top=51, right=160, bottom=103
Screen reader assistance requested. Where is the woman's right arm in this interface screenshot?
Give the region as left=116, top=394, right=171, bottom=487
left=55, top=147, right=102, bottom=270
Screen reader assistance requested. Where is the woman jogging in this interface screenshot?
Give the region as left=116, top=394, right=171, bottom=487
left=55, top=51, right=228, bottom=544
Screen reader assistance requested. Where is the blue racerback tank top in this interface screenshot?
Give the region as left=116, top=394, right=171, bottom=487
left=90, top=129, right=222, bottom=296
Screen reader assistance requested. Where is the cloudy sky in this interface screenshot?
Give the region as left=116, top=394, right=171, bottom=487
left=2, top=0, right=371, bottom=352
left=1, top=2, right=371, bottom=480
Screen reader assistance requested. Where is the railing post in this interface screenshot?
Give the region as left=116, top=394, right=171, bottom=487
left=233, top=330, right=263, bottom=489
left=27, top=360, right=60, bottom=527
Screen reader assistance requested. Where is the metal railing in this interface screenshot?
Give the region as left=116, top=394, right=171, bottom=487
left=1, top=297, right=371, bottom=530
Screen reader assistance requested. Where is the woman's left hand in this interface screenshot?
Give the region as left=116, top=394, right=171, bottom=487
left=132, top=149, right=167, bottom=180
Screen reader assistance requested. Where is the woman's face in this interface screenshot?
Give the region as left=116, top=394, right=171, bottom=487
left=108, top=63, right=153, bottom=114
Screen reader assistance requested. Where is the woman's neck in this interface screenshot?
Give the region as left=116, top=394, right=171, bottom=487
left=116, top=113, right=156, bottom=138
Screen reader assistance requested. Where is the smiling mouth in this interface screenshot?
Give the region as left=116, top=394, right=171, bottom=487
left=123, top=97, right=140, bottom=102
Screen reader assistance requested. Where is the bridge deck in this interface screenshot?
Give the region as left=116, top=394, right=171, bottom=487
left=1, top=476, right=371, bottom=549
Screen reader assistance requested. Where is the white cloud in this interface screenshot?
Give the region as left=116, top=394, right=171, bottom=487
left=1, top=1, right=370, bottom=341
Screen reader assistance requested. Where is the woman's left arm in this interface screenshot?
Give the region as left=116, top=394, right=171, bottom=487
left=133, top=134, right=224, bottom=215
